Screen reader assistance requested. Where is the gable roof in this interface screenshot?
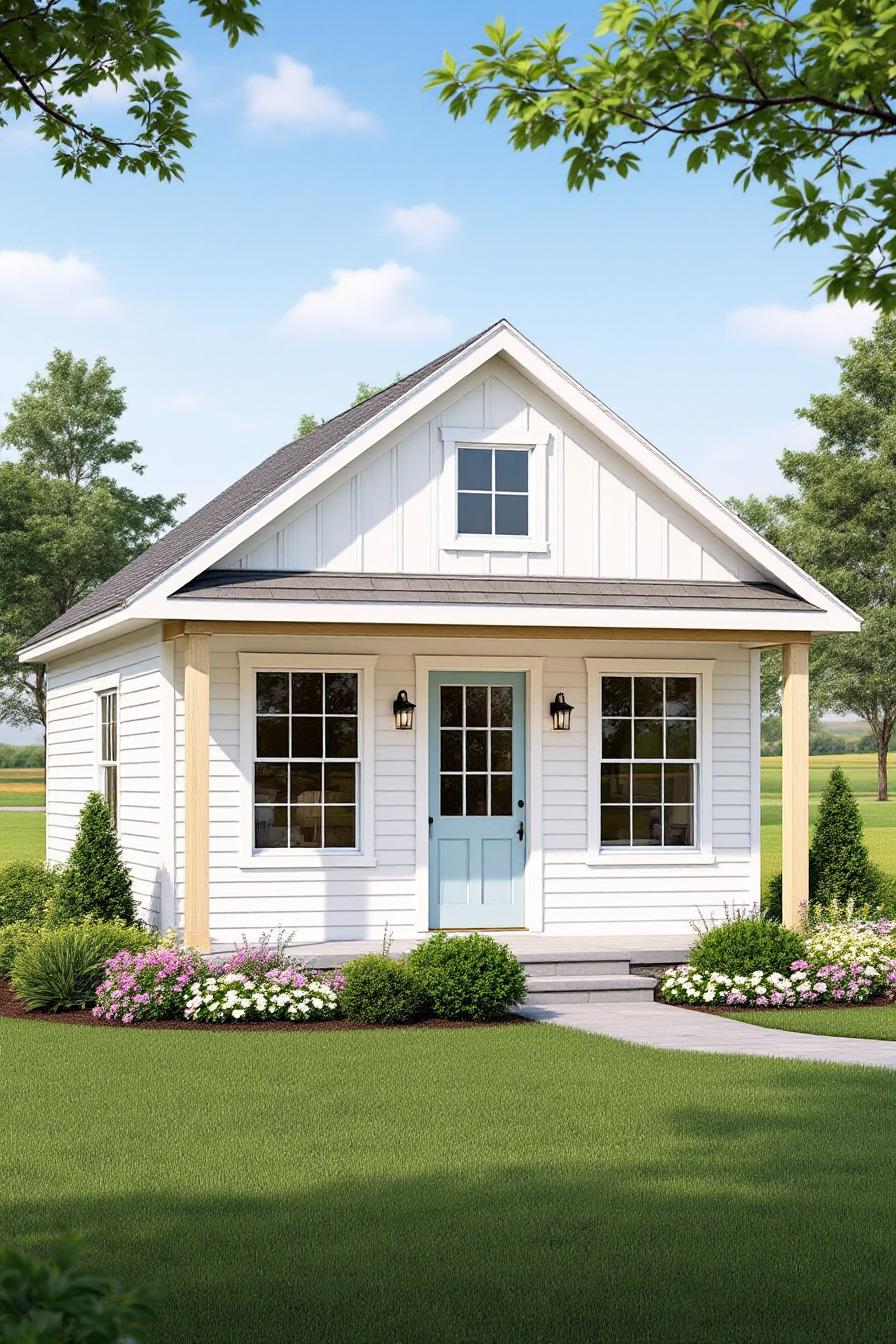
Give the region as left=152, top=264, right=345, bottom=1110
left=23, top=322, right=501, bottom=649
left=20, top=318, right=861, bottom=657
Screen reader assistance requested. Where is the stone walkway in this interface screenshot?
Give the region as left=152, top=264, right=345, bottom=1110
left=517, top=1000, right=896, bottom=1069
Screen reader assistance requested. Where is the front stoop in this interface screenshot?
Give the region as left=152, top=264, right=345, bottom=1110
left=517, top=952, right=657, bottom=1005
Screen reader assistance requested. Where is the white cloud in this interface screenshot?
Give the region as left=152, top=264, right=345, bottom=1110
left=0, top=249, right=118, bottom=316
left=245, top=56, right=374, bottom=132
left=164, top=391, right=206, bottom=412
left=384, top=203, right=461, bottom=250
left=726, top=298, right=876, bottom=355
left=277, top=261, right=451, bottom=340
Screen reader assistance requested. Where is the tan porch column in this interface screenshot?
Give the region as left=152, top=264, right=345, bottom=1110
left=184, top=632, right=210, bottom=951
left=781, top=640, right=810, bottom=929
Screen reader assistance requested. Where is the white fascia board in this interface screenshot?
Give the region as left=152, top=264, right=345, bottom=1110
left=19, top=614, right=158, bottom=664
left=496, top=328, right=861, bottom=626
left=140, top=595, right=858, bottom=634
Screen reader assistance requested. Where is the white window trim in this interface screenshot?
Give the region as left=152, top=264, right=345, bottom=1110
left=92, top=674, right=120, bottom=823
left=439, top=426, right=549, bottom=554
left=585, top=657, right=715, bottom=866
left=238, top=653, right=378, bottom=869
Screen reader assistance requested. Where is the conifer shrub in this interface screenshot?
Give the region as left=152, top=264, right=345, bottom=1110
left=52, top=792, right=135, bottom=925
left=340, top=954, right=427, bottom=1024
left=764, top=766, right=893, bottom=921
left=406, top=932, right=527, bottom=1021
left=0, top=861, right=59, bottom=926
left=689, top=917, right=805, bottom=978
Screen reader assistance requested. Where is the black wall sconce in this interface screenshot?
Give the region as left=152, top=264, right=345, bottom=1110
left=393, top=689, right=416, bottom=730
left=549, top=692, right=574, bottom=731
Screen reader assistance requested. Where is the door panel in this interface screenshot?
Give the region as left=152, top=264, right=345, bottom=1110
left=429, top=671, right=526, bottom=928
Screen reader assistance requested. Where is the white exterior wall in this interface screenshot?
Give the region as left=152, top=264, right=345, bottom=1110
left=216, top=356, right=761, bottom=584
left=45, top=627, right=166, bottom=925
left=173, top=632, right=758, bottom=947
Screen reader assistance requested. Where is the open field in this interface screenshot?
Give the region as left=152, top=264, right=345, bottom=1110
left=0, top=767, right=44, bottom=809
left=0, top=810, right=44, bottom=864
left=760, top=752, right=896, bottom=897
left=730, top=1005, right=896, bottom=1039
left=2, top=1016, right=895, bottom=1344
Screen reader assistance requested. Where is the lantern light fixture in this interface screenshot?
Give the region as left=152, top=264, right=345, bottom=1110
left=549, top=692, right=574, bottom=731
left=392, top=689, right=416, bottom=730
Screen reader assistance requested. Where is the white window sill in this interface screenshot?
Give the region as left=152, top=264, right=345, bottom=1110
left=240, top=853, right=378, bottom=870
left=443, top=535, right=548, bottom=555
left=587, top=849, right=717, bottom=867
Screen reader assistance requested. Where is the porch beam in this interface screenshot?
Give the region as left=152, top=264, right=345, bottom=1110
left=184, top=631, right=210, bottom=951
left=175, top=619, right=812, bottom=645
left=781, top=640, right=810, bottom=929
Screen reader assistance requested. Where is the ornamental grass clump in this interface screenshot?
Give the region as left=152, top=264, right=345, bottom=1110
left=93, top=947, right=203, bottom=1023
left=11, top=921, right=159, bottom=1012
left=183, top=968, right=340, bottom=1023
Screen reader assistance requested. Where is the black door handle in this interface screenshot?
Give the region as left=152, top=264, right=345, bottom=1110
left=428, top=815, right=433, bottom=837
left=516, top=821, right=524, bottom=842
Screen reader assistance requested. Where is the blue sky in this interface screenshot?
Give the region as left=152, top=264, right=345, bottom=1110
left=1, top=1, right=876, bottom=526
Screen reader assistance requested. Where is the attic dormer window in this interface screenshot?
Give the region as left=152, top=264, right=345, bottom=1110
left=458, top=446, right=529, bottom=536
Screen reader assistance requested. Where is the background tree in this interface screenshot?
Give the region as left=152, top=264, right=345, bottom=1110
left=0, top=350, right=182, bottom=732
left=429, top=7, right=896, bottom=307
left=730, top=315, right=896, bottom=799
left=295, top=377, right=399, bottom=437
left=0, top=0, right=261, bottom=181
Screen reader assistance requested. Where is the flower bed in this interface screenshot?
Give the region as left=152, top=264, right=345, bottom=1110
left=184, top=969, right=341, bottom=1023
left=660, top=919, right=896, bottom=1009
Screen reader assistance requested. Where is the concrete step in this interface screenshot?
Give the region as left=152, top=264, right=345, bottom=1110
left=521, top=958, right=630, bottom=977
left=525, top=974, right=657, bottom=1005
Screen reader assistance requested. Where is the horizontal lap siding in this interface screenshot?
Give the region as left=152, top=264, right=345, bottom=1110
left=184, top=634, right=756, bottom=947
left=46, top=628, right=164, bottom=924
left=542, top=641, right=755, bottom=935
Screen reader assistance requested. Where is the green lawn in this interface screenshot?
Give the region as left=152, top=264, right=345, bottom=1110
left=730, top=1005, right=896, bottom=1039
left=0, top=767, right=45, bottom=809
left=760, top=751, right=896, bottom=896
left=0, top=810, right=44, bottom=864
left=1, top=1020, right=895, bottom=1343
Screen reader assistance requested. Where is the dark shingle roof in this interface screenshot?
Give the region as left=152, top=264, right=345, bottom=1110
left=174, top=570, right=820, bottom=614
left=22, top=322, right=502, bottom=651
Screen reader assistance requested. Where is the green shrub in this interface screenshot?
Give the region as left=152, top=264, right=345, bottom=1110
left=340, top=954, right=427, bottom=1024
left=11, top=921, right=157, bottom=1012
left=0, top=861, right=59, bottom=926
left=0, top=1235, right=151, bottom=1342
left=0, top=922, right=39, bottom=978
left=690, top=917, right=806, bottom=978
left=406, top=932, right=527, bottom=1021
left=52, top=792, right=135, bottom=925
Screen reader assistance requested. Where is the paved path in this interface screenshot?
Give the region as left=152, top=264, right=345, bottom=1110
left=0, top=806, right=44, bottom=813
left=517, top=1000, right=896, bottom=1069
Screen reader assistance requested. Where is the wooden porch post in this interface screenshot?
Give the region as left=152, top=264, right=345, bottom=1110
left=781, top=641, right=810, bottom=929
left=184, top=632, right=210, bottom=951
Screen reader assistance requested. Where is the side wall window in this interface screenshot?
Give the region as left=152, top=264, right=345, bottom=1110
left=98, top=689, right=118, bottom=825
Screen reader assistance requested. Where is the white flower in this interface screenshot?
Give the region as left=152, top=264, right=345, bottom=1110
left=232, top=1008, right=245, bottom=1019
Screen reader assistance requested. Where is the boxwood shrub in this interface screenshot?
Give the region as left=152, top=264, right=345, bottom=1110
left=340, top=953, right=427, bottom=1024
left=406, top=932, right=527, bottom=1021
left=0, top=922, right=39, bottom=979
left=689, top=917, right=806, bottom=978
left=11, top=921, right=159, bottom=1012
left=0, top=861, right=59, bottom=927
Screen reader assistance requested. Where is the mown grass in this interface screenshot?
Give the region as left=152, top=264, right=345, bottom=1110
left=0, top=810, right=44, bottom=864
left=1, top=1018, right=895, bottom=1344
left=0, top=767, right=45, bottom=809
left=730, top=1006, right=896, bottom=1040
left=760, top=751, right=896, bottom=897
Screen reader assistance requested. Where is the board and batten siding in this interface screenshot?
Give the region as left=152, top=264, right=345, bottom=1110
left=215, top=356, right=761, bottom=584
left=175, top=633, right=758, bottom=946
left=45, top=628, right=166, bottom=925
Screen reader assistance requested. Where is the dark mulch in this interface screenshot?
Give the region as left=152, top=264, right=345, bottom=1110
left=0, top=981, right=532, bottom=1032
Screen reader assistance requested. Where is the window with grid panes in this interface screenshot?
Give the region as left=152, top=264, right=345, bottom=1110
left=253, top=671, right=359, bottom=850
left=457, top=445, right=528, bottom=537
left=98, top=690, right=118, bottom=825
left=599, top=675, right=698, bottom=847
left=439, top=683, right=514, bottom=816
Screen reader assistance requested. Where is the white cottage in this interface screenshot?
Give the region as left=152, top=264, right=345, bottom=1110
left=21, top=321, right=859, bottom=952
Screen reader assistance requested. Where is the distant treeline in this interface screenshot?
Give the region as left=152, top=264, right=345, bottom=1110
left=0, top=744, right=44, bottom=768
left=761, top=720, right=876, bottom=758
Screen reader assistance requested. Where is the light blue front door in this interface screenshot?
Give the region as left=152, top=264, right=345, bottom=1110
left=429, top=671, right=526, bottom=929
